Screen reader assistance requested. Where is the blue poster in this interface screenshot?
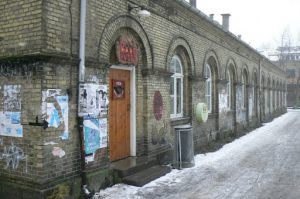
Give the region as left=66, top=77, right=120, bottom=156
left=83, top=117, right=100, bottom=154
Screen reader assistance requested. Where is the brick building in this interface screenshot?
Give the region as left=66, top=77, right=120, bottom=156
left=0, top=0, right=286, bottom=198
left=266, top=46, right=300, bottom=107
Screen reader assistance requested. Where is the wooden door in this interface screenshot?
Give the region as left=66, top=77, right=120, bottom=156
left=109, top=68, right=130, bottom=161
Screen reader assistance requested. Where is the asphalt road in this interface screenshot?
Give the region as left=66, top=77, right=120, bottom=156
left=97, top=110, right=300, bottom=199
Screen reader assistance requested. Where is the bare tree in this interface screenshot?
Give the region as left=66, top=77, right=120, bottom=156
left=277, top=28, right=293, bottom=67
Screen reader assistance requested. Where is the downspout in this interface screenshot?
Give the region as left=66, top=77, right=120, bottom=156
left=79, top=0, right=93, bottom=197
left=79, top=0, right=86, bottom=83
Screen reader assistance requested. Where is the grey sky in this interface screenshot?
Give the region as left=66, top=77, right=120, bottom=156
left=195, top=0, right=300, bottom=50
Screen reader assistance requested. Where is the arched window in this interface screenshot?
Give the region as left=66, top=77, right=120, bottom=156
left=227, top=70, right=231, bottom=109
left=170, top=55, right=183, bottom=118
left=205, top=64, right=212, bottom=113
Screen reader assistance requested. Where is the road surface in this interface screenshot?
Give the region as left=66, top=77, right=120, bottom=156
left=96, top=109, right=300, bottom=199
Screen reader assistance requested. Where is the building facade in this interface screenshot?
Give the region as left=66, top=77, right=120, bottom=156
left=0, top=0, right=286, bottom=198
left=264, top=46, right=300, bottom=107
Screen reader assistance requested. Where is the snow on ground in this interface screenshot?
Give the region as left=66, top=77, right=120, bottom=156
left=94, top=110, right=298, bottom=199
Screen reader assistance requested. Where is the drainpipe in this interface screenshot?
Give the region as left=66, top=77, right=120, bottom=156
left=79, top=0, right=86, bottom=83
left=79, top=0, right=93, bottom=197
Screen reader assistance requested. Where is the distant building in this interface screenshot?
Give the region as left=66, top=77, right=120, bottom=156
left=262, top=46, right=300, bottom=107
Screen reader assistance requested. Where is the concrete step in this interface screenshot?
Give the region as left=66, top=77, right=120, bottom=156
left=122, top=165, right=171, bottom=187
left=112, top=157, right=158, bottom=178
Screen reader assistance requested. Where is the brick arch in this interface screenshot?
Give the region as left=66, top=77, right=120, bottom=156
left=266, top=74, right=271, bottom=88
left=225, top=57, right=238, bottom=82
left=202, top=49, right=220, bottom=79
left=261, top=71, right=266, bottom=87
left=98, top=14, right=153, bottom=69
left=166, top=36, right=195, bottom=75
left=252, top=68, right=259, bottom=85
left=240, top=64, right=250, bottom=85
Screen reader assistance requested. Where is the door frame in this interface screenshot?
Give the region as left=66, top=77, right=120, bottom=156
left=110, top=65, right=136, bottom=157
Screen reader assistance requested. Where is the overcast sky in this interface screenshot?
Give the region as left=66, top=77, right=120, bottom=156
left=194, top=0, right=300, bottom=50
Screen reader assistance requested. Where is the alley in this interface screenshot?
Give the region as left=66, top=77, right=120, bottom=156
left=96, top=110, right=300, bottom=199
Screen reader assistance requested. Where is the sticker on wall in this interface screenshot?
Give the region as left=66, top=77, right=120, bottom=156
left=0, top=112, right=23, bottom=137
left=112, top=80, right=125, bottom=99
left=79, top=84, right=108, bottom=117
left=153, top=91, right=163, bottom=121
left=4, top=85, right=21, bottom=111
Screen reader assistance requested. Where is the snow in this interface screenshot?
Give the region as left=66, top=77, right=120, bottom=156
left=94, top=110, right=298, bottom=199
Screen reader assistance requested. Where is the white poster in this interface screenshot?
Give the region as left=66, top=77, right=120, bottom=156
left=99, top=118, right=107, bottom=148
left=4, top=85, right=21, bottom=111
left=0, top=112, right=23, bottom=137
left=79, top=84, right=108, bottom=117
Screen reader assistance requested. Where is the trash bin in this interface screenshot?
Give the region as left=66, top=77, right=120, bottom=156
left=173, top=124, right=194, bottom=169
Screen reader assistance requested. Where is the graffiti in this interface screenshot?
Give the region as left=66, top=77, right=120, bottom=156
left=0, top=142, right=27, bottom=172
left=151, top=120, right=168, bottom=145
left=0, top=61, right=38, bottom=77
left=4, top=85, right=21, bottom=111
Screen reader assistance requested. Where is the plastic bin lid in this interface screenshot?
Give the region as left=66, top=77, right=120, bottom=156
left=174, top=124, right=192, bottom=130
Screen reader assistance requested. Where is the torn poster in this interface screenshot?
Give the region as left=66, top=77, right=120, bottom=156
left=0, top=112, right=23, bottom=137
left=46, top=103, right=60, bottom=128
left=52, top=147, right=66, bottom=158
left=4, top=85, right=21, bottom=111
left=41, top=89, right=62, bottom=120
left=56, top=96, right=69, bottom=140
left=99, top=118, right=107, bottom=148
left=79, top=84, right=108, bottom=117
left=83, top=116, right=100, bottom=155
left=46, top=95, right=69, bottom=140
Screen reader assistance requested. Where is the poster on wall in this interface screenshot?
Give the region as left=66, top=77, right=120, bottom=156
left=83, top=116, right=101, bottom=154
left=56, top=96, right=69, bottom=140
left=99, top=118, right=107, bottom=148
left=41, top=89, right=62, bottom=120
left=4, top=85, right=21, bottom=111
left=79, top=84, right=108, bottom=117
left=41, top=89, right=69, bottom=140
left=0, top=111, right=23, bottom=137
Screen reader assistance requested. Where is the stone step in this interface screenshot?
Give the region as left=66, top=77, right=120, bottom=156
left=122, top=165, right=171, bottom=187
left=112, top=157, right=158, bottom=178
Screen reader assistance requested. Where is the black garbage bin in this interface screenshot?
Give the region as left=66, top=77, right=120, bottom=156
left=173, top=124, right=194, bottom=169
